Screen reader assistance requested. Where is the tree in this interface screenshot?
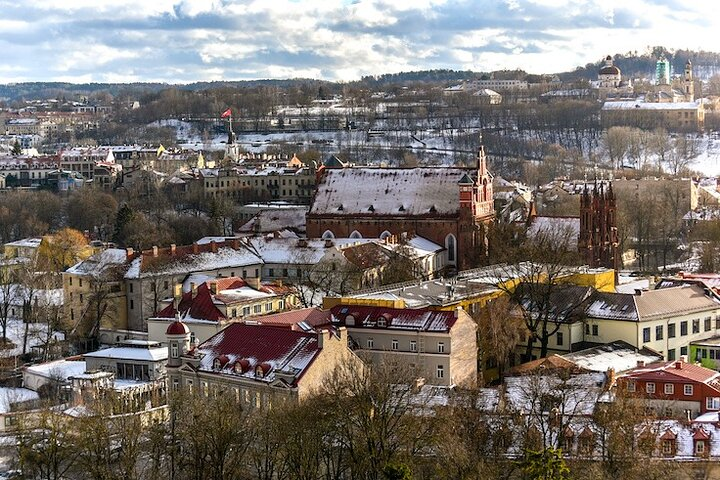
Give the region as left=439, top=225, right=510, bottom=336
left=0, top=268, right=16, bottom=343
left=495, top=225, right=583, bottom=359
left=16, top=409, right=79, bottom=480
left=474, top=296, right=525, bottom=383
left=37, top=228, right=89, bottom=273
left=519, top=448, right=570, bottom=480
left=11, top=139, right=22, bottom=156
left=602, top=126, right=631, bottom=170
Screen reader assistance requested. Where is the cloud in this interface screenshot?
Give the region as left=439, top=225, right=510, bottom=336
left=0, top=0, right=716, bottom=83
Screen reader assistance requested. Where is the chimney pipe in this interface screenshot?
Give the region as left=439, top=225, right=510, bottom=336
left=192, top=242, right=199, bottom=254
left=170, top=243, right=176, bottom=255
left=210, top=240, right=218, bottom=253
left=675, top=361, right=682, bottom=369
left=126, top=247, right=134, bottom=259
left=152, top=245, right=158, bottom=257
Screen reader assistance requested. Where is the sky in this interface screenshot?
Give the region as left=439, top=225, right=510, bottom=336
left=0, top=0, right=716, bottom=84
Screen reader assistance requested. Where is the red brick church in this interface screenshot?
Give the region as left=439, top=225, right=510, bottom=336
left=578, top=181, right=619, bottom=270
left=306, top=147, right=495, bottom=270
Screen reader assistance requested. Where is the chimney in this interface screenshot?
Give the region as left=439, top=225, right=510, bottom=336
left=230, top=239, right=240, bottom=250
left=210, top=240, right=218, bottom=253
left=273, top=231, right=280, bottom=239
left=192, top=242, right=199, bottom=254
left=173, top=283, right=182, bottom=303
left=152, top=245, right=158, bottom=257
left=675, top=359, right=683, bottom=369
left=605, top=367, right=616, bottom=387
left=637, top=360, right=645, bottom=368
left=454, top=306, right=462, bottom=318
left=210, top=281, right=217, bottom=295
left=170, top=243, right=176, bottom=255
left=126, top=247, right=134, bottom=259
left=681, top=355, right=688, bottom=363
left=317, top=329, right=327, bottom=349
left=247, top=277, right=261, bottom=290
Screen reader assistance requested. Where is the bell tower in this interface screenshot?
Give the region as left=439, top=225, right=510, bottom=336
left=684, top=59, right=694, bottom=102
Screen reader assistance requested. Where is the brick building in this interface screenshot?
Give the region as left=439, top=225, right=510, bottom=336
left=306, top=147, right=494, bottom=270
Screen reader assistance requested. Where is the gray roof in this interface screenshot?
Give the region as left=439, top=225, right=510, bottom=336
left=310, top=168, right=471, bottom=216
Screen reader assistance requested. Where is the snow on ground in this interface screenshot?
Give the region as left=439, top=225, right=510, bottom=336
left=0, top=317, right=62, bottom=359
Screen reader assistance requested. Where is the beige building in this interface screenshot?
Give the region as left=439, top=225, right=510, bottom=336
left=583, top=285, right=720, bottom=361
left=601, top=100, right=704, bottom=131
left=200, top=166, right=316, bottom=204
left=328, top=304, right=478, bottom=388
left=166, top=321, right=362, bottom=404
left=147, top=276, right=297, bottom=345
left=63, top=248, right=129, bottom=335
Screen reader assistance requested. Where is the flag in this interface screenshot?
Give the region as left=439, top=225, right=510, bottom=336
left=220, top=108, right=232, bottom=118
left=156, top=144, right=166, bottom=157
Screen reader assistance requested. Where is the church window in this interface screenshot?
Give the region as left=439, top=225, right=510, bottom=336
left=445, top=234, right=457, bottom=264
left=380, top=230, right=392, bottom=240
left=321, top=230, right=335, bottom=239
left=349, top=230, right=362, bottom=239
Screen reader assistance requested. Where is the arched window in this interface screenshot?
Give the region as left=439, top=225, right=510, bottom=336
left=321, top=230, right=335, bottom=239
left=445, top=234, right=457, bottom=264
left=379, top=230, right=392, bottom=240
left=349, top=230, right=362, bottom=239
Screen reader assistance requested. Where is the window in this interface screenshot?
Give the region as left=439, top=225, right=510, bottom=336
left=706, top=317, right=713, bottom=332
left=279, top=300, right=285, bottom=310
left=695, top=441, right=706, bottom=455
left=664, top=383, right=674, bottom=395
left=592, top=325, right=598, bottom=336
left=668, top=348, right=676, bottom=361
left=656, top=325, right=663, bottom=341
left=116, top=363, right=150, bottom=381
left=681, top=346, right=688, bottom=356
left=646, top=382, right=655, bottom=394
left=707, top=397, right=720, bottom=410
left=367, top=338, right=374, bottom=349
left=681, top=321, right=688, bottom=336
left=584, top=324, right=590, bottom=335
left=79, top=279, right=83, bottom=287
left=265, top=302, right=272, bottom=312
left=186, top=379, right=194, bottom=393
left=662, top=440, right=674, bottom=455
left=436, top=365, right=444, bottom=379
left=242, top=270, right=247, bottom=278
left=438, top=342, right=445, bottom=353
left=715, top=315, right=720, bottom=329
left=172, top=379, right=179, bottom=391
left=129, top=282, right=133, bottom=293
left=627, top=381, right=636, bottom=392
left=164, top=280, right=169, bottom=290
left=253, top=305, right=262, bottom=314
left=171, top=344, right=178, bottom=358
left=202, top=381, right=209, bottom=397
left=668, top=323, right=676, bottom=338
left=556, top=332, right=564, bottom=346
left=69, top=277, right=72, bottom=286
left=392, top=339, right=398, bottom=351
left=643, top=327, right=650, bottom=343
left=410, top=340, right=417, bottom=352
left=130, top=299, right=134, bottom=310
left=684, top=384, right=694, bottom=396
left=693, top=319, right=700, bottom=334
left=268, top=268, right=274, bottom=277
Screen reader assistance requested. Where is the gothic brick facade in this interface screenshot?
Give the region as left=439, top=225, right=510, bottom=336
left=578, top=182, right=619, bottom=270
left=306, top=147, right=494, bottom=270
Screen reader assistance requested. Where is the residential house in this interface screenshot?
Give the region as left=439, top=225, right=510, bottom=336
left=147, top=276, right=297, bottom=344
left=583, top=284, right=720, bottom=361
left=328, top=304, right=478, bottom=388
left=166, top=320, right=363, bottom=404
left=618, top=358, right=720, bottom=418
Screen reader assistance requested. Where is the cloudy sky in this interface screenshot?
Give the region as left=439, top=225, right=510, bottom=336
left=0, top=0, right=715, bottom=84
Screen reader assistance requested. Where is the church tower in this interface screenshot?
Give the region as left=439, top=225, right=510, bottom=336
left=684, top=59, right=695, bottom=102
left=578, top=181, right=619, bottom=271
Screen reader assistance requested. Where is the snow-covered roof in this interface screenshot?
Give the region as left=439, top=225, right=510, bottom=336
left=4, top=238, right=42, bottom=248
left=602, top=101, right=701, bottom=110
left=66, top=248, right=127, bottom=277
left=310, top=167, right=472, bottom=216
left=194, top=323, right=322, bottom=386
left=526, top=216, right=580, bottom=247
left=0, top=387, right=39, bottom=413
left=563, top=341, right=663, bottom=373
left=237, top=207, right=308, bottom=234
left=25, top=359, right=87, bottom=382
left=84, top=346, right=167, bottom=362
left=125, top=246, right=263, bottom=279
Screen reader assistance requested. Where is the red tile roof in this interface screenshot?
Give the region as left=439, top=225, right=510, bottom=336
left=329, top=305, right=457, bottom=332
left=693, top=428, right=711, bottom=440
left=624, top=360, right=720, bottom=388
left=247, top=308, right=332, bottom=331
left=156, top=283, right=226, bottom=322
left=195, top=324, right=322, bottom=386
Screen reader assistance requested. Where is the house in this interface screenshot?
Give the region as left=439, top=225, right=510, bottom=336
left=147, top=276, right=297, bottom=345
left=306, top=146, right=494, bottom=270
left=583, top=284, right=720, bottom=361
left=63, top=248, right=129, bottom=335
left=328, top=304, right=478, bottom=388
left=166, top=320, right=363, bottom=404
left=124, top=240, right=264, bottom=332
left=618, top=358, right=720, bottom=417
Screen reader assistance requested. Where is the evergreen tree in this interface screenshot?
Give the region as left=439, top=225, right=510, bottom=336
left=113, top=204, right=134, bottom=245
left=11, top=140, right=21, bottom=156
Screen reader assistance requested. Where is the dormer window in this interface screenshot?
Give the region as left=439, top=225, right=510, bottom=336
left=377, top=318, right=386, bottom=328
left=368, top=205, right=375, bottom=212
left=213, top=359, right=221, bottom=370
left=695, top=440, right=707, bottom=456
left=256, top=366, right=265, bottom=377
